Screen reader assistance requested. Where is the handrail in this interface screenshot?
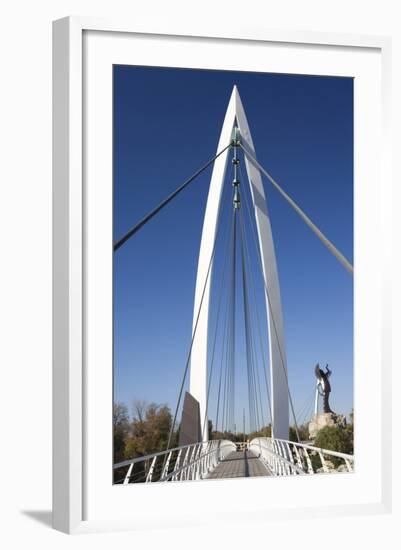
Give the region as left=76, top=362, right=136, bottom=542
left=114, top=442, right=200, bottom=470
left=250, top=437, right=354, bottom=475
left=114, top=439, right=236, bottom=483
left=250, top=441, right=305, bottom=475
left=114, top=436, right=354, bottom=482
left=275, top=438, right=355, bottom=462
left=160, top=441, right=235, bottom=481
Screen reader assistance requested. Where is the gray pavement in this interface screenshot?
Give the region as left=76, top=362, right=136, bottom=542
left=207, top=450, right=270, bottom=479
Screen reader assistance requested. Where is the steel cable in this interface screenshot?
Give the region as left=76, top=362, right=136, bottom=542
left=114, top=143, right=232, bottom=251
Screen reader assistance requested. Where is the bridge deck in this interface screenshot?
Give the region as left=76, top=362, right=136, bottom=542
left=207, top=450, right=270, bottom=479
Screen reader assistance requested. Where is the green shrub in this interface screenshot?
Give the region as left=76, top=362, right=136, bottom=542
left=314, top=425, right=353, bottom=455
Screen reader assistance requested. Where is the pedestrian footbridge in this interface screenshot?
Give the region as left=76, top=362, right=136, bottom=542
left=114, top=437, right=354, bottom=484
left=113, top=86, right=354, bottom=485
left=207, top=449, right=270, bottom=479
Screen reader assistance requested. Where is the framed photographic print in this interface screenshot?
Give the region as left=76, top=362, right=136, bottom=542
left=52, top=17, right=392, bottom=534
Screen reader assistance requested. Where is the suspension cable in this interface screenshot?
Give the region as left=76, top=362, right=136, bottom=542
left=114, top=143, right=232, bottom=251
left=201, top=194, right=235, bottom=438
left=233, top=136, right=263, bottom=435
left=299, top=393, right=316, bottom=426
left=239, top=202, right=273, bottom=428
left=215, top=282, right=232, bottom=432
left=229, top=210, right=237, bottom=433
left=240, top=235, right=257, bottom=433
left=222, top=210, right=237, bottom=434
left=239, top=162, right=301, bottom=442
left=240, top=221, right=254, bottom=431
left=239, top=143, right=353, bottom=275
left=241, top=210, right=263, bottom=431
left=214, top=206, right=237, bottom=433
left=240, top=213, right=269, bottom=434
left=165, top=180, right=227, bottom=450
left=296, top=386, right=316, bottom=422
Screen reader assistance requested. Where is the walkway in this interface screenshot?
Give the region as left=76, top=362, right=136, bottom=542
left=206, top=450, right=270, bottom=479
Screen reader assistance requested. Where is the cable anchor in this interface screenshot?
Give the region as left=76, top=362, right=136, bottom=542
left=232, top=127, right=241, bottom=209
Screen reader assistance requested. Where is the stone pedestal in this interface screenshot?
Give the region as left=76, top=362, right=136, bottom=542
left=308, top=412, right=347, bottom=439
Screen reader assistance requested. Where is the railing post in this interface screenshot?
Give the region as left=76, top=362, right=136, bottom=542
left=203, top=443, right=208, bottom=476
left=292, top=444, right=303, bottom=471
left=117, top=438, right=355, bottom=483
left=303, top=448, right=314, bottom=474
left=246, top=437, right=354, bottom=478
left=318, top=452, right=330, bottom=473
left=161, top=450, right=173, bottom=479
left=277, top=441, right=287, bottom=474
left=195, top=444, right=202, bottom=479
left=146, top=455, right=158, bottom=482
left=285, top=442, right=295, bottom=474
left=179, top=445, right=192, bottom=481
left=202, top=443, right=207, bottom=477
left=172, top=448, right=182, bottom=481
left=191, top=444, right=201, bottom=480
left=206, top=442, right=213, bottom=475
left=198, top=443, right=204, bottom=479
left=272, top=440, right=281, bottom=475
left=123, top=463, right=134, bottom=485
left=187, top=445, right=196, bottom=480
left=344, top=458, right=352, bottom=472
left=213, top=441, right=218, bottom=469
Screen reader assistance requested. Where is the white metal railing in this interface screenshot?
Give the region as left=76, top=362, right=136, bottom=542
left=250, top=437, right=354, bottom=476
left=114, top=439, right=236, bottom=484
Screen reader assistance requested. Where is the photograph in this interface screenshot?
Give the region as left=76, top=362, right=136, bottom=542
left=112, top=64, right=354, bottom=484
left=1, top=0, right=393, bottom=542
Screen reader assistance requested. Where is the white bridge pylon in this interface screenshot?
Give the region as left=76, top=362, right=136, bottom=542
left=190, top=85, right=289, bottom=441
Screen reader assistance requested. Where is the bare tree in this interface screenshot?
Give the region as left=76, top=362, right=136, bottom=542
left=113, top=402, right=130, bottom=466
left=132, top=400, right=147, bottom=423
left=113, top=402, right=129, bottom=428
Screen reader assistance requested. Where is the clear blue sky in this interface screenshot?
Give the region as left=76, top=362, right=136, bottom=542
left=113, top=65, right=353, bottom=431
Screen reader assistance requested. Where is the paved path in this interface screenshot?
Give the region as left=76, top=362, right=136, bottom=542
left=207, top=450, right=270, bottom=479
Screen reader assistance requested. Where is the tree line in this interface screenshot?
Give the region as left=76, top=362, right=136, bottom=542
left=113, top=400, right=274, bottom=466
left=114, top=400, right=354, bottom=478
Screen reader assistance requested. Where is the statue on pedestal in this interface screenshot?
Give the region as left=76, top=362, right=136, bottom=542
left=314, top=363, right=333, bottom=414
left=309, top=363, right=346, bottom=439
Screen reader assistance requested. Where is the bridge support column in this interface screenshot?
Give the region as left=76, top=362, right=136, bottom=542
left=190, top=86, right=289, bottom=441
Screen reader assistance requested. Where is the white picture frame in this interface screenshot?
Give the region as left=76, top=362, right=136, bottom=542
left=52, top=16, right=392, bottom=534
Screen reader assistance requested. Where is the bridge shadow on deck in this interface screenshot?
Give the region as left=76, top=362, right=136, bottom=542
left=207, top=450, right=270, bottom=480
